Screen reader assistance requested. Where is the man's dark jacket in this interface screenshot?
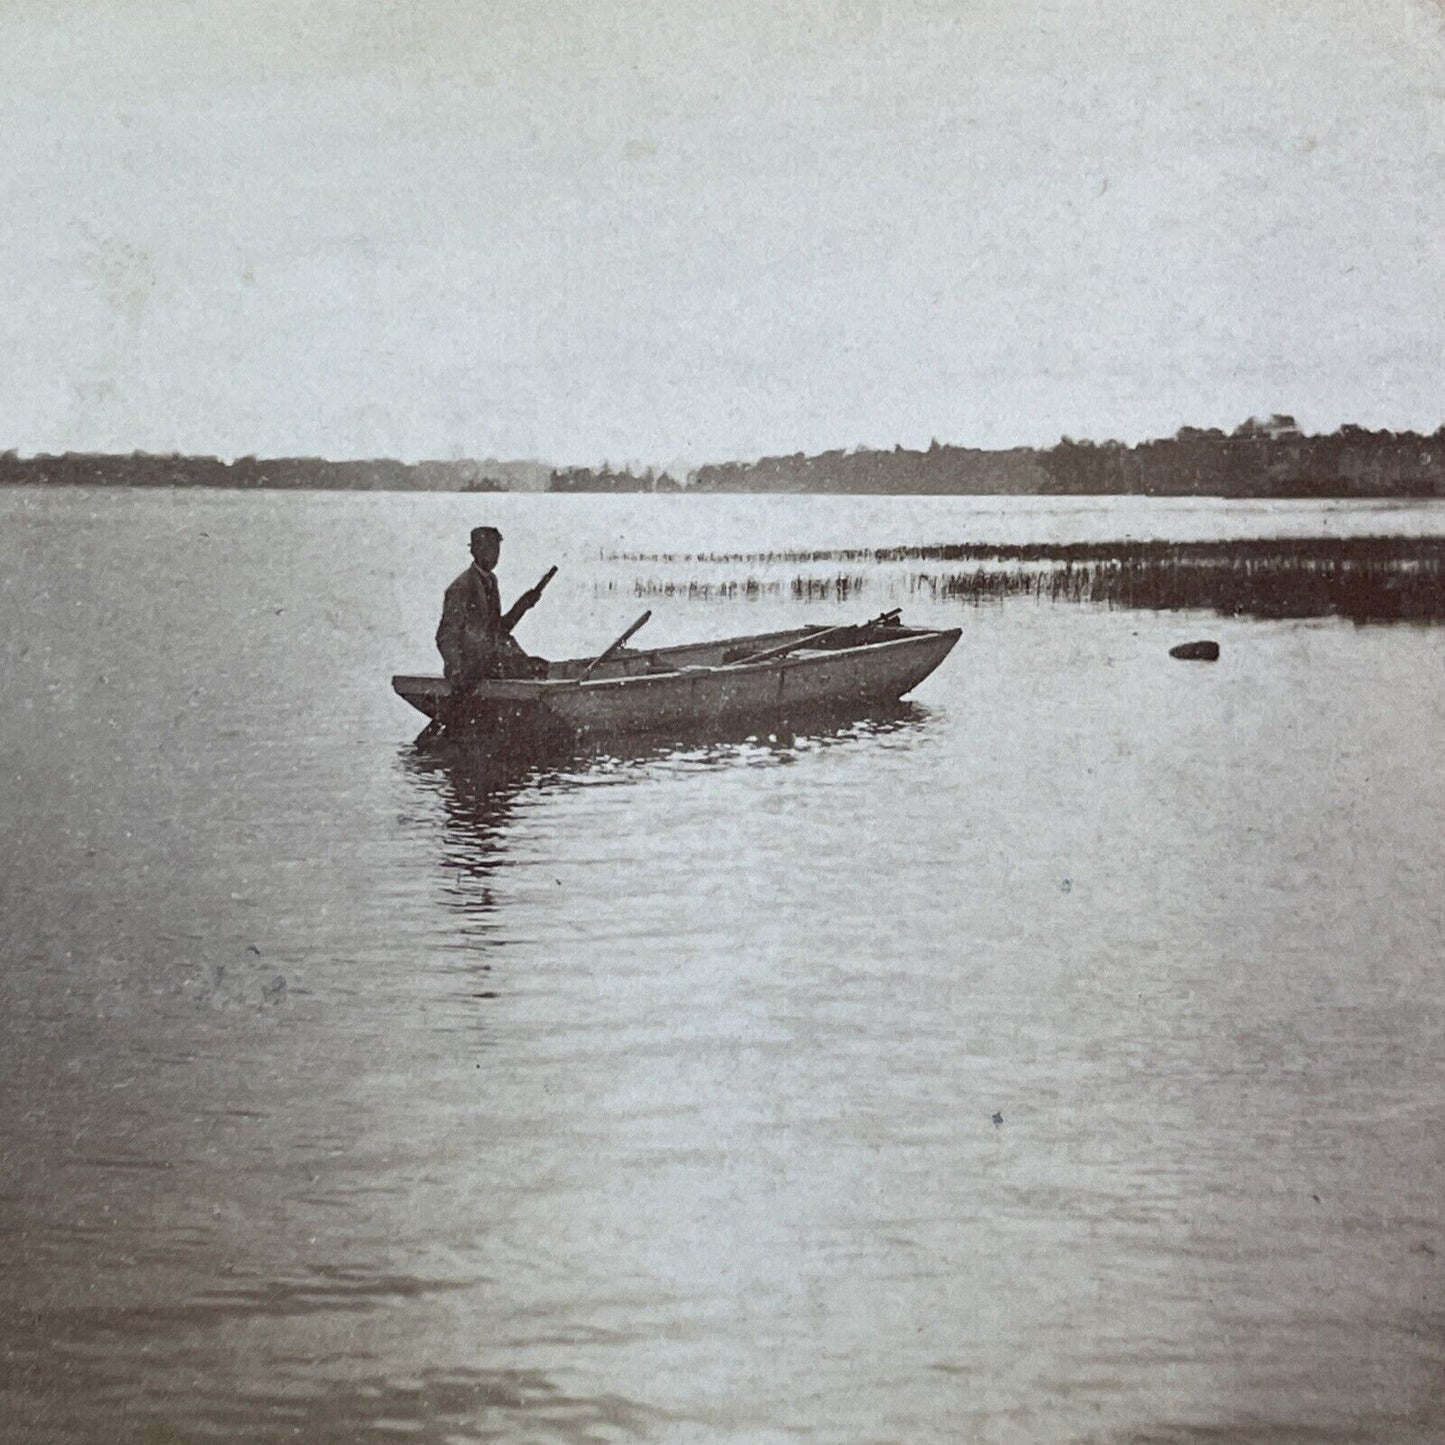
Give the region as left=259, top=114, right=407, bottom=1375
left=436, top=564, right=528, bottom=682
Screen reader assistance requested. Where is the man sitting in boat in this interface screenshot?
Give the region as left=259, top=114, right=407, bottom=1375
left=436, top=526, right=549, bottom=685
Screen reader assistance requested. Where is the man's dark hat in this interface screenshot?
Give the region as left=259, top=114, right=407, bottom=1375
left=470, top=525, right=503, bottom=545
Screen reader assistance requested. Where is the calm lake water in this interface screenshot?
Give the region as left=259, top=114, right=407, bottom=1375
left=1, top=489, right=1443, bottom=1444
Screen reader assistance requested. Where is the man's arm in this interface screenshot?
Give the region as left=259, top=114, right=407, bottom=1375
left=500, top=591, right=534, bottom=633
left=501, top=567, right=557, bottom=633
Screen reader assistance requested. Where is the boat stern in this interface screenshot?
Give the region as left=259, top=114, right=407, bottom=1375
left=392, top=674, right=452, bottom=720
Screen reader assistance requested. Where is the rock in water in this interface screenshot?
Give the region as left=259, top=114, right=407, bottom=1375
left=1169, top=640, right=1220, bottom=661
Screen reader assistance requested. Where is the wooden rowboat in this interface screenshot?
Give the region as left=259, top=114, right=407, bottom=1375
left=393, top=612, right=961, bottom=747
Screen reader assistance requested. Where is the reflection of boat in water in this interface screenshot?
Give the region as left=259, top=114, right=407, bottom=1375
left=403, top=705, right=935, bottom=949
left=404, top=703, right=936, bottom=867
left=393, top=610, right=960, bottom=749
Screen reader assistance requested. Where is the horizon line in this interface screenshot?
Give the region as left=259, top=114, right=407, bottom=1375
left=6, top=415, right=1445, bottom=472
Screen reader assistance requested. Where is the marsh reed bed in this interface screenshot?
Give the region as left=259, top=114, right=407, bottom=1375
left=611, top=574, right=868, bottom=603
left=606, top=536, right=1445, bottom=622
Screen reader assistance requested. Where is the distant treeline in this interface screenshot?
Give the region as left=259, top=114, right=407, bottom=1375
left=0, top=452, right=550, bottom=492
left=691, top=417, right=1445, bottom=497
left=547, top=465, right=682, bottom=492
left=4, top=416, right=1445, bottom=496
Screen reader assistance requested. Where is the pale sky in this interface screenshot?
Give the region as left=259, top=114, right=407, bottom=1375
left=3, top=0, right=1444, bottom=463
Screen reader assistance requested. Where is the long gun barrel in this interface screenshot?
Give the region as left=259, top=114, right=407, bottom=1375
left=503, top=565, right=559, bottom=633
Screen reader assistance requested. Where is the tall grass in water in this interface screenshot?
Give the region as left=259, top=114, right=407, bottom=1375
left=611, top=538, right=1445, bottom=622
left=606, top=574, right=867, bottom=603
left=907, top=538, right=1445, bottom=621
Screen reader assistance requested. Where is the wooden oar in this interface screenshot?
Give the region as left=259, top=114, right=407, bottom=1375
left=726, top=608, right=902, bottom=667
left=579, top=610, right=652, bottom=680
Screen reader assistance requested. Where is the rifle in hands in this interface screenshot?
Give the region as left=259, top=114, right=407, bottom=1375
left=503, top=565, right=558, bottom=633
